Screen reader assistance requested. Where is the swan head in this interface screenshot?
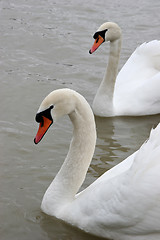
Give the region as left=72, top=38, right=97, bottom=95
left=34, top=89, right=76, bottom=144
left=89, top=22, right=121, bottom=54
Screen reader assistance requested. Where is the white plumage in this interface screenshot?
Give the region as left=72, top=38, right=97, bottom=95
left=34, top=89, right=160, bottom=240
left=90, top=22, right=160, bottom=117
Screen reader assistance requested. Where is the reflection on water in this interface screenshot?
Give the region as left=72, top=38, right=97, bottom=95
left=82, top=114, right=160, bottom=190
left=1, top=0, right=160, bottom=239
left=95, top=114, right=160, bottom=171
left=40, top=214, right=106, bottom=240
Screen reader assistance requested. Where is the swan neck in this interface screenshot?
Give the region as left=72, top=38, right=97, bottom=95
left=92, top=38, right=121, bottom=116
left=41, top=97, right=96, bottom=215
left=59, top=110, right=96, bottom=196
left=104, top=38, right=121, bottom=96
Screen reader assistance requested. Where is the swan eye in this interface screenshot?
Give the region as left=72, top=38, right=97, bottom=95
left=93, top=29, right=108, bottom=41
left=93, top=32, right=99, bottom=39
left=35, top=113, right=43, bottom=123
left=35, top=105, right=54, bottom=123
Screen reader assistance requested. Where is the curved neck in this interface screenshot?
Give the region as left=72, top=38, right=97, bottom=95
left=93, top=38, right=121, bottom=116
left=104, top=38, right=121, bottom=95
left=41, top=98, right=96, bottom=216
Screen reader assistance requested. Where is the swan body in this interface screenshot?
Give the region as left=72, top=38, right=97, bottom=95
left=89, top=22, right=160, bottom=117
left=34, top=89, right=160, bottom=240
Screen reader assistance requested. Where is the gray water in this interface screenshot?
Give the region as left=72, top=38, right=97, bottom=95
left=1, top=0, right=160, bottom=239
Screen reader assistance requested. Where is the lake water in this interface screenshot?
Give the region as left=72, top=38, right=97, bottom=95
left=1, top=0, right=160, bottom=239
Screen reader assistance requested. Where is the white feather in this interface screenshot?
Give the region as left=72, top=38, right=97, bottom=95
left=35, top=89, right=160, bottom=240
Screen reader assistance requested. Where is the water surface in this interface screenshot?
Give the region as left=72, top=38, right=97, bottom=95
left=1, top=0, right=160, bottom=239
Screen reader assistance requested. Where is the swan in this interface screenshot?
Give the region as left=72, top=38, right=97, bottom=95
left=89, top=22, right=160, bottom=117
left=34, top=88, right=160, bottom=240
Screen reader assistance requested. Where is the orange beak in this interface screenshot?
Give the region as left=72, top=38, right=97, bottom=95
left=34, top=116, right=53, bottom=144
left=89, top=35, right=104, bottom=54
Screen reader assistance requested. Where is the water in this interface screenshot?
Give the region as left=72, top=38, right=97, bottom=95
left=1, top=0, right=160, bottom=239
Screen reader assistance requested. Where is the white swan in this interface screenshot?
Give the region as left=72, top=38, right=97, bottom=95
left=89, top=22, right=160, bottom=117
left=34, top=88, right=160, bottom=240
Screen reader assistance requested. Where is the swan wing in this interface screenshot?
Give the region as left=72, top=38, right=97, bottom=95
left=64, top=124, right=160, bottom=239
left=114, top=40, right=160, bottom=115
